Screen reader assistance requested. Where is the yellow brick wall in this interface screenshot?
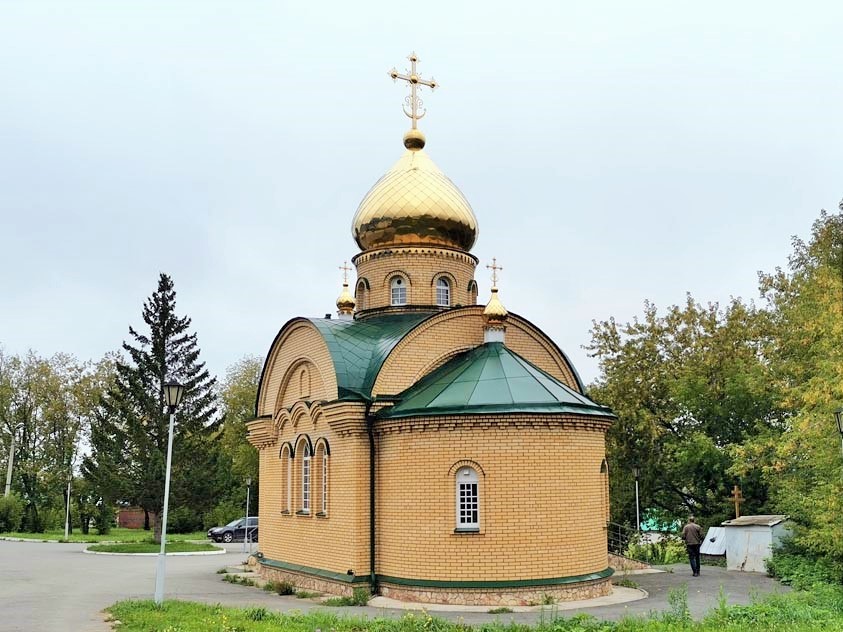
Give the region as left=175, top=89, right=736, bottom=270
left=375, top=415, right=610, bottom=581
left=372, top=308, right=581, bottom=396
left=352, top=247, right=478, bottom=313
left=257, top=319, right=338, bottom=417
left=257, top=401, right=374, bottom=577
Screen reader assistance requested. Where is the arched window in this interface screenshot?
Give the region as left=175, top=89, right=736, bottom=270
left=355, top=280, right=367, bottom=311
left=600, top=459, right=609, bottom=524
left=436, top=277, right=450, bottom=307
left=468, top=280, right=478, bottom=305
left=390, top=276, right=407, bottom=306
left=455, top=466, right=479, bottom=531
left=316, top=442, right=329, bottom=516
left=301, top=444, right=312, bottom=514
left=280, top=444, right=292, bottom=514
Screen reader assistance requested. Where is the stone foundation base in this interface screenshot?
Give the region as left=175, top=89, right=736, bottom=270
left=255, top=561, right=364, bottom=598
left=608, top=553, right=651, bottom=571
left=378, top=577, right=612, bottom=606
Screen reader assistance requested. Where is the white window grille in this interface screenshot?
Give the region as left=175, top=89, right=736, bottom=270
left=456, top=467, right=479, bottom=530
left=321, top=453, right=328, bottom=514
left=391, top=277, right=407, bottom=305
left=302, top=452, right=311, bottom=513
left=286, top=456, right=291, bottom=513
left=436, top=278, right=450, bottom=307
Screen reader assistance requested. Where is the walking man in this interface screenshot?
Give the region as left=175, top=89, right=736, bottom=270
left=681, top=515, right=703, bottom=576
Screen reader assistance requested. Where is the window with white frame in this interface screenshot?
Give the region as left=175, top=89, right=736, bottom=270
left=455, top=466, right=479, bottom=530
left=321, top=449, right=328, bottom=514
left=436, top=277, right=450, bottom=307
left=301, top=447, right=311, bottom=514
left=390, top=277, right=407, bottom=305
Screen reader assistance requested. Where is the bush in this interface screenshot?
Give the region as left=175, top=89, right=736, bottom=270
left=94, top=504, right=113, bottom=535
left=766, top=543, right=843, bottom=590
left=625, top=533, right=687, bottom=564
left=0, top=494, right=24, bottom=532
left=351, top=586, right=370, bottom=606
left=203, top=501, right=242, bottom=531
left=168, top=506, right=203, bottom=534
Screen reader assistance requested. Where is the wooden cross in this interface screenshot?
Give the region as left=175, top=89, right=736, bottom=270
left=486, top=257, right=503, bottom=287
left=389, top=52, right=438, bottom=129
left=339, top=261, right=352, bottom=284
left=730, top=485, right=744, bottom=519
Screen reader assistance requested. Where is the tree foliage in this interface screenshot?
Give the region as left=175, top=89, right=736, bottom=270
left=83, top=273, right=219, bottom=541
left=588, top=294, right=782, bottom=528
left=734, top=211, right=843, bottom=561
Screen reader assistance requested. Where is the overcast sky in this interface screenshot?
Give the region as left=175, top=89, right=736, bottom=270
left=1, top=1, right=840, bottom=387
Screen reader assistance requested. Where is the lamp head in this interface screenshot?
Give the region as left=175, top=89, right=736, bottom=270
left=835, top=408, right=843, bottom=435
left=246, top=477, right=252, bottom=487
left=163, top=381, right=185, bottom=412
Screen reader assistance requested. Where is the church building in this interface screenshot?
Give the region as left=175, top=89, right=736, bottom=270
left=246, top=54, right=616, bottom=606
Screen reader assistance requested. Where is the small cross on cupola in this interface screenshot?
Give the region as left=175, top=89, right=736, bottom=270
left=389, top=52, right=438, bottom=150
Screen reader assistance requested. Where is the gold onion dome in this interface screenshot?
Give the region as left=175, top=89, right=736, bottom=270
left=351, top=133, right=479, bottom=252
left=336, top=282, right=356, bottom=314
left=483, top=287, right=508, bottom=324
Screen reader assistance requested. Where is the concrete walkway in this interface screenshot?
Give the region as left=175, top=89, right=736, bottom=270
left=0, top=540, right=788, bottom=631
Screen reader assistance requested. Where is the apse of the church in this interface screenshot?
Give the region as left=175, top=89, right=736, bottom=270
left=246, top=53, right=616, bottom=606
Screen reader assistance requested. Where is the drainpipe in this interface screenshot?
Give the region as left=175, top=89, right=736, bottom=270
left=366, top=401, right=377, bottom=594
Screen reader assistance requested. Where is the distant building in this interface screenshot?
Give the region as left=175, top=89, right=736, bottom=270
left=246, top=55, right=616, bottom=606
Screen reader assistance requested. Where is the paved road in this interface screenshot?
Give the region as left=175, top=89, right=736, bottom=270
left=0, top=540, right=788, bottom=631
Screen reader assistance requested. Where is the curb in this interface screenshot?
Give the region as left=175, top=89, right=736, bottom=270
left=83, top=548, right=226, bottom=556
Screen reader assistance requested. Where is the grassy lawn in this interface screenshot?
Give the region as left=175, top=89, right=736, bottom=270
left=0, top=528, right=208, bottom=543
left=106, top=585, right=843, bottom=631
left=88, top=541, right=220, bottom=554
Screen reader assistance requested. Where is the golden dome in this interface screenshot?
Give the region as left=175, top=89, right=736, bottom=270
left=351, top=135, right=478, bottom=252
left=336, top=282, right=356, bottom=314
left=483, top=287, right=508, bottom=324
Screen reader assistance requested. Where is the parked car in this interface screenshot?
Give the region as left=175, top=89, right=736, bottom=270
left=207, top=517, right=258, bottom=543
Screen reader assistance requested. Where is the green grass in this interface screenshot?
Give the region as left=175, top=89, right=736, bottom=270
left=87, top=541, right=219, bottom=554
left=0, top=528, right=208, bottom=543
left=488, top=606, right=514, bottom=614
left=106, top=584, right=843, bottom=631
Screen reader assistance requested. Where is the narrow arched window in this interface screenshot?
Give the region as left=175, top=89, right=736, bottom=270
left=301, top=444, right=312, bottom=514
left=455, top=466, right=479, bottom=531
left=316, top=443, right=328, bottom=516
left=299, top=367, right=310, bottom=399
left=280, top=444, right=291, bottom=514
left=356, top=281, right=367, bottom=311
left=390, top=277, right=407, bottom=306
left=436, top=278, right=450, bottom=307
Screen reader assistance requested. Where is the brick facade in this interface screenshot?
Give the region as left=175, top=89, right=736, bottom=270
left=247, top=312, right=613, bottom=605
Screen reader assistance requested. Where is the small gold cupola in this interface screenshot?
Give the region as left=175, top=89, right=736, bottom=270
left=336, top=261, right=356, bottom=320
left=483, top=257, right=508, bottom=343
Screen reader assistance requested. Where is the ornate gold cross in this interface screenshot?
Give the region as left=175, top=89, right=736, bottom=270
left=486, top=257, right=503, bottom=287
left=730, top=485, right=744, bottom=519
left=389, top=52, right=438, bottom=129
left=339, top=261, right=352, bottom=283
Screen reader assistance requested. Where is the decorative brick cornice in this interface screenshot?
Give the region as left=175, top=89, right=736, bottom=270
left=375, top=413, right=612, bottom=436
left=352, top=246, right=478, bottom=266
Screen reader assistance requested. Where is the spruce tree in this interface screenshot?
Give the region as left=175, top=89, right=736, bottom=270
left=84, top=273, right=217, bottom=542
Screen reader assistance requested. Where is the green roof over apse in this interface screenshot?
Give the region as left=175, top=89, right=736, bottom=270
left=307, top=312, right=435, bottom=399
left=377, top=342, right=616, bottom=419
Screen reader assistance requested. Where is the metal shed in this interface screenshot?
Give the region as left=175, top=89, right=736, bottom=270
left=721, top=515, right=790, bottom=573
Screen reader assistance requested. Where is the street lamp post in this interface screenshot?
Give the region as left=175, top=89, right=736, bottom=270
left=243, top=477, right=252, bottom=554
left=834, top=408, right=843, bottom=462
left=154, top=380, right=185, bottom=606
left=632, top=466, right=641, bottom=532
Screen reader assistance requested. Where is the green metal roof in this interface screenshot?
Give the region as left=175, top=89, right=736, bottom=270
left=308, top=312, right=435, bottom=399
left=377, top=342, right=616, bottom=419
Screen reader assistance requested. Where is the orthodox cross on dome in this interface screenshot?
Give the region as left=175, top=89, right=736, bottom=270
left=729, top=485, right=744, bottom=519
left=486, top=257, right=503, bottom=288
left=339, top=261, right=352, bottom=283
left=389, top=52, right=438, bottom=130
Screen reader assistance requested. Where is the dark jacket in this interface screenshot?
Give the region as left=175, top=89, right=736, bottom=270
left=681, top=521, right=703, bottom=546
